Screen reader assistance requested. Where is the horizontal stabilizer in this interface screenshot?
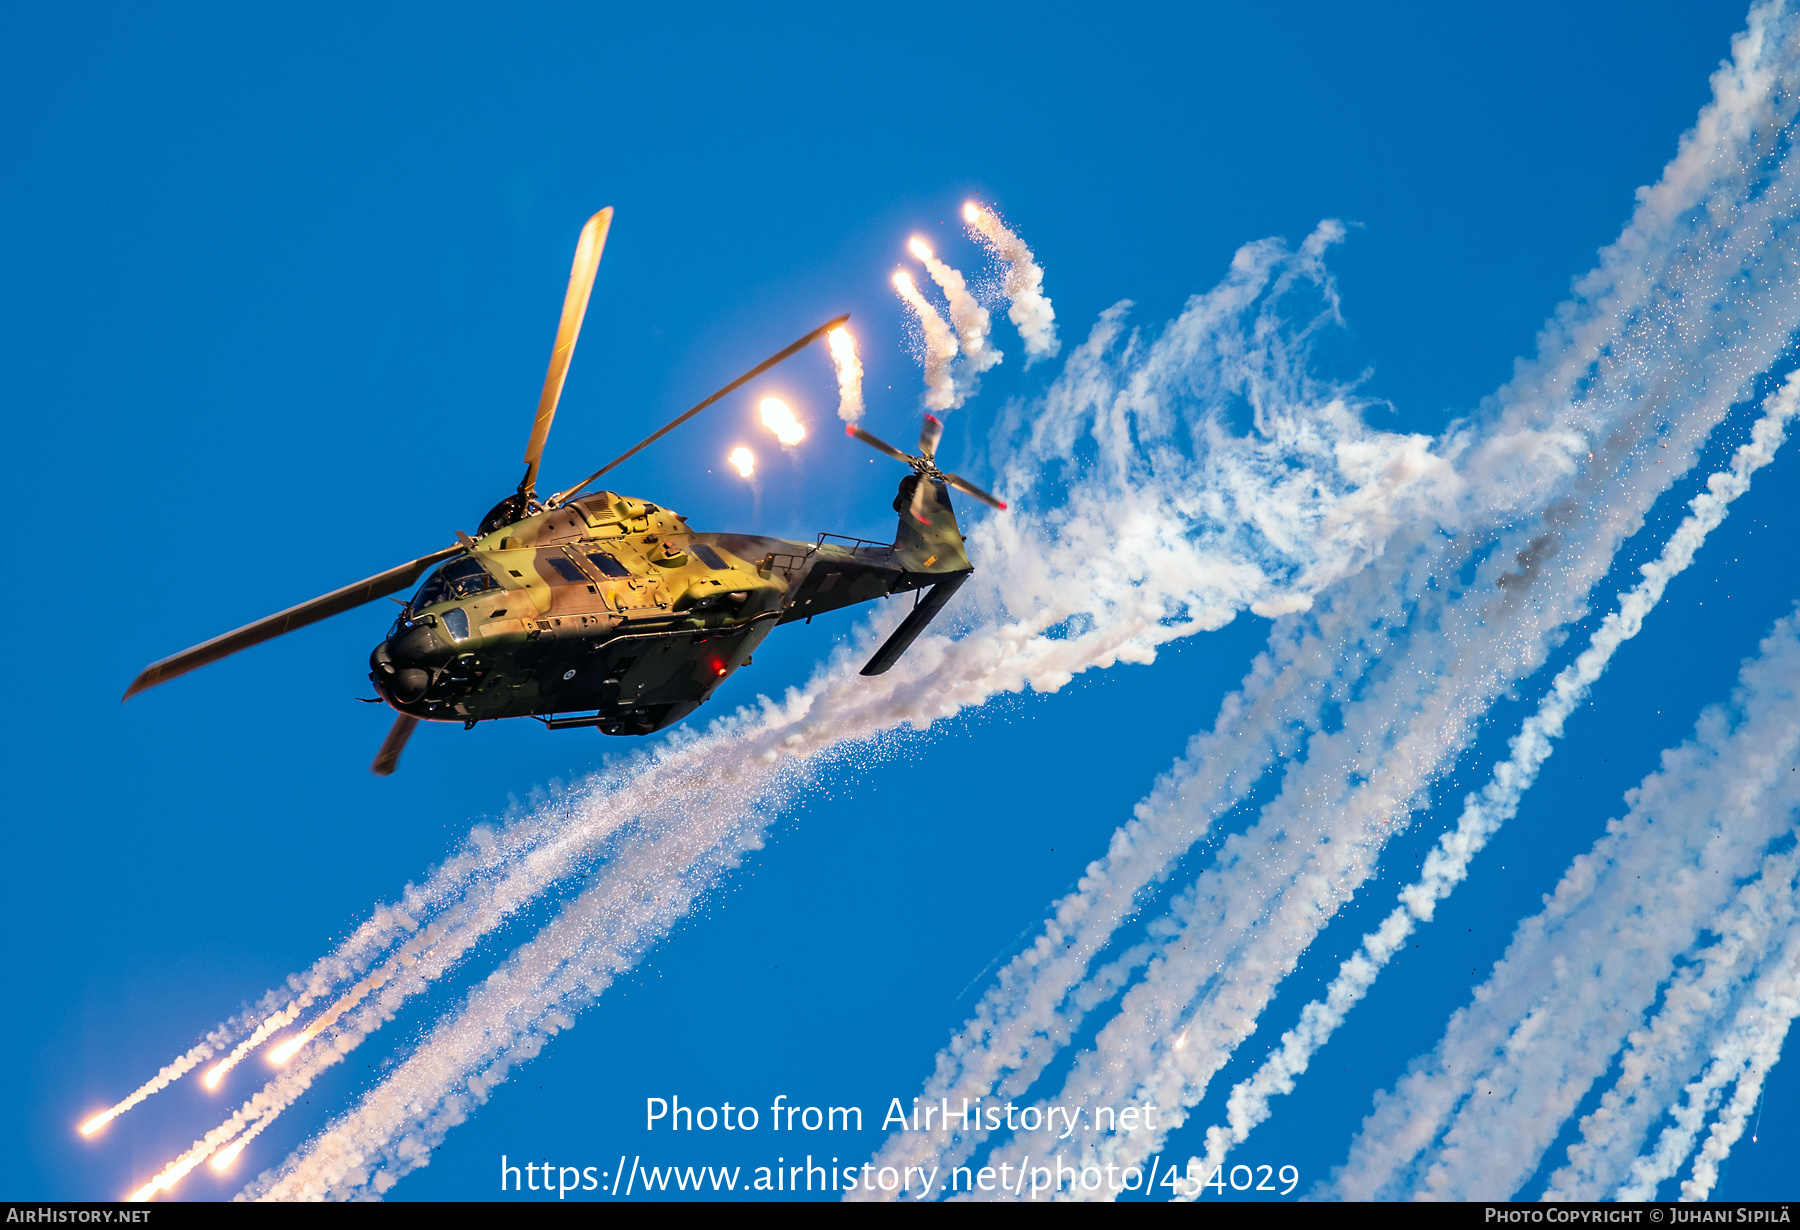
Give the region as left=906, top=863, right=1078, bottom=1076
left=860, top=572, right=969, bottom=677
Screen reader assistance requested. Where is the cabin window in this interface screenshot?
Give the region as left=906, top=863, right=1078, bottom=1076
left=411, top=557, right=497, bottom=610
left=586, top=551, right=632, bottom=578
left=543, top=556, right=587, bottom=584
left=441, top=607, right=470, bottom=642
left=690, top=543, right=730, bottom=570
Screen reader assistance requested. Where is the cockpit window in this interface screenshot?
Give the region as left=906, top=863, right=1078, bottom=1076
left=410, top=557, right=497, bottom=610
left=690, top=543, right=730, bottom=570
left=586, top=551, right=632, bottom=578
left=543, top=556, right=586, bottom=584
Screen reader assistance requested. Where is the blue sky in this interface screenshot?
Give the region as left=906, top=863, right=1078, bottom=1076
left=3, top=0, right=1796, bottom=1203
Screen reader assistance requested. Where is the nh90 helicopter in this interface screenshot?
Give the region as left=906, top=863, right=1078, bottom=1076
left=124, top=207, right=1007, bottom=774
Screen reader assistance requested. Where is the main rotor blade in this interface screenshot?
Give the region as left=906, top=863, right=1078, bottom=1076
left=371, top=713, right=420, bottom=777
left=521, top=207, right=614, bottom=498
left=548, top=314, right=850, bottom=508
left=123, top=545, right=463, bottom=701
left=908, top=474, right=934, bottom=525
left=918, top=413, right=944, bottom=460
left=944, top=471, right=1008, bottom=511
left=844, top=422, right=914, bottom=466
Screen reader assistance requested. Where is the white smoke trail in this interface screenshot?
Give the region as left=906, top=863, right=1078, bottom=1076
left=870, top=1, right=1800, bottom=1195
left=202, top=1010, right=298, bottom=1090
left=894, top=270, right=961, bottom=410
left=245, top=684, right=889, bottom=1199
left=235, top=226, right=1474, bottom=1200
left=80, top=1045, right=216, bottom=1137
left=965, top=202, right=1058, bottom=364
left=828, top=325, right=864, bottom=422
left=1603, top=856, right=1800, bottom=1199
left=1185, top=370, right=1800, bottom=1184
left=127, top=770, right=694, bottom=1196
left=91, top=894, right=481, bottom=1130
left=206, top=930, right=477, bottom=1096
left=1329, top=611, right=1800, bottom=1200
left=911, top=238, right=1002, bottom=375
left=1680, top=979, right=1798, bottom=1201
left=92, top=964, right=362, bottom=1132
left=1668, top=925, right=1800, bottom=1200
left=93, top=773, right=614, bottom=1145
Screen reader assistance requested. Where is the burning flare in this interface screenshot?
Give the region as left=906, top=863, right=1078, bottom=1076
left=130, top=1143, right=224, bottom=1201
left=758, top=397, right=806, bottom=446
left=827, top=326, right=864, bottom=422
left=269, top=1031, right=316, bottom=1066
left=728, top=447, right=755, bottom=477
left=119, top=930, right=452, bottom=1196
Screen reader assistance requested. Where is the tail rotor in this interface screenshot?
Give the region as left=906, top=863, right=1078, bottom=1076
left=844, top=416, right=1008, bottom=523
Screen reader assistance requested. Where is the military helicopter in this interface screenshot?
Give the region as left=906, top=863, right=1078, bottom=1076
left=123, top=207, right=1007, bottom=775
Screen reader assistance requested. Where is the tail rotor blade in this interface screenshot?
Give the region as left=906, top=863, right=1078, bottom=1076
left=845, top=423, right=914, bottom=466
left=521, top=207, right=614, bottom=497
left=918, top=413, right=944, bottom=459
left=944, top=472, right=1008, bottom=511
left=371, top=714, right=420, bottom=777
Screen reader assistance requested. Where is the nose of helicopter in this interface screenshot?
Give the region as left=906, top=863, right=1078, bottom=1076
left=370, top=624, right=441, bottom=707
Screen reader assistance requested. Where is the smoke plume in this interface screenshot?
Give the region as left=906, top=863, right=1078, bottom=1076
left=893, top=270, right=961, bottom=411
left=965, top=202, right=1058, bottom=364
left=911, top=238, right=1001, bottom=377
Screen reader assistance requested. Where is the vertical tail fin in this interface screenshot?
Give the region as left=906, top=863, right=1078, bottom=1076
left=859, top=476, right=974, bottom=675
left=892, top=475, right=972, bottom=575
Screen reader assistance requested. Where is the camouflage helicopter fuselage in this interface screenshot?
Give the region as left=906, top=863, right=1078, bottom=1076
left=369, top=476, right=971, bottom=736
